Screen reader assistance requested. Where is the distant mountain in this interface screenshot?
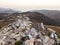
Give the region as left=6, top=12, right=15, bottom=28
left=30, top=10, right=60, bottom=23
left=0, top=8, right=20, bottom=13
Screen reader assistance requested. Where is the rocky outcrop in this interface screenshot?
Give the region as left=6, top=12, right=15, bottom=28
left=0, top=15, right=60, bottom=45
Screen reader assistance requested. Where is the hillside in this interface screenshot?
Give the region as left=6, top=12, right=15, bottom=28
left=0, top=13, right=17, bottom=29
left=46, top=25, right=60, bottom=34
left=0, top=14, right=60, bottom=45
left=0, top=12, right=59, bottom=29
left=20, top=12, right=58, bottom=25
left=30, top=10, right=60, bottom=23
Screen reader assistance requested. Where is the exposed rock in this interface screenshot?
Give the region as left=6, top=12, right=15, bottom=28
left=0, top=15, right=60, bottom=45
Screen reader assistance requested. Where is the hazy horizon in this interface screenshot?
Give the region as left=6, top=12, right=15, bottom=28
left=0, top=0, right=60, bottom=11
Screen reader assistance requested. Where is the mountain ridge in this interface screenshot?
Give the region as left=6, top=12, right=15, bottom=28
left=29, top=10, right=60, bottom=23
left=0, top=8, right=20, bottom=13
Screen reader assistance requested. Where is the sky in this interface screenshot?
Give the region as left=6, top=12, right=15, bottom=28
left=0, top=0, right=60, bottom=11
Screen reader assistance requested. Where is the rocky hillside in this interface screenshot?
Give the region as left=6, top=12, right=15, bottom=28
left=30, top=10, right=60, bottom=23
left=20, top=12, right=58, bottom=26
left=0, top=15, right=59, bottom=45
left=0, top=12, right=59, bottom=29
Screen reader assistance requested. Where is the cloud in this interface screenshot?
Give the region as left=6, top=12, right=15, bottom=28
left=0, top=0, right=60, bottom=11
